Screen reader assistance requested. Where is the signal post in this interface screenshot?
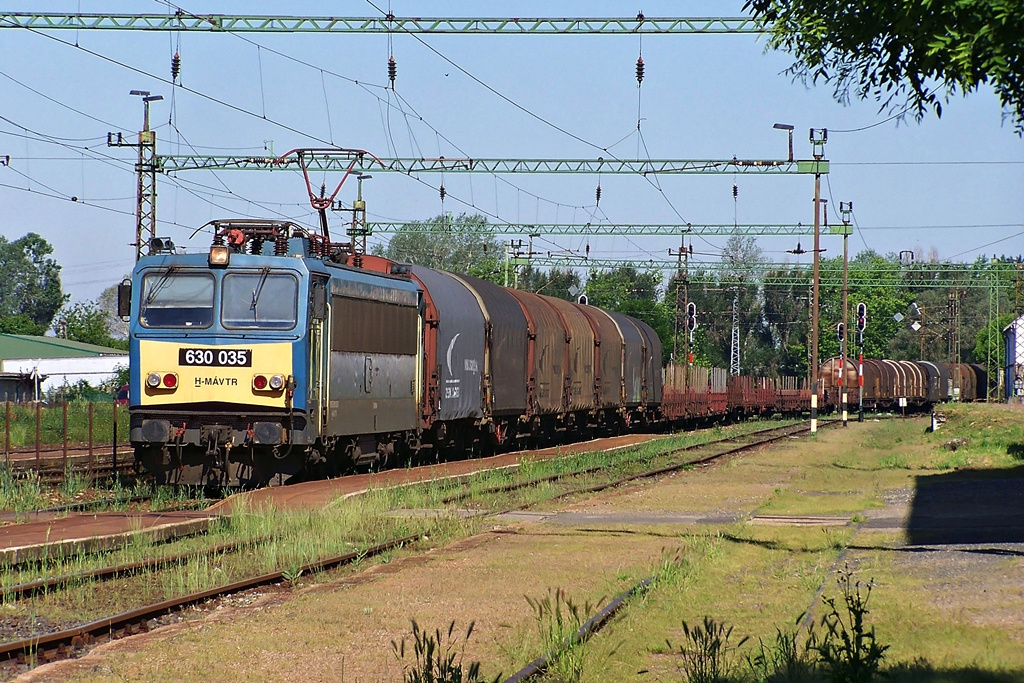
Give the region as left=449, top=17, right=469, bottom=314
left=857, top=302, right=867, bottom=422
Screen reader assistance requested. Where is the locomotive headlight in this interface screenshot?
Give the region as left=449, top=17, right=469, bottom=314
left=269, top=374, right=285, bottom=390
left=147, top=372, right=161, bottom=388
left=162, top=373, right=178, bottom=388
left=253, top=374, right=268, bottom=390
left=209, top=244, right=230, bottom=267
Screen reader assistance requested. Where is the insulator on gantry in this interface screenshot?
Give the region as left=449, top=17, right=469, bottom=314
left=635, top=56, right=645, bottom=85
left=171, top=52, right=181, bottom=82
left=388, top=56, right=397, bottom=86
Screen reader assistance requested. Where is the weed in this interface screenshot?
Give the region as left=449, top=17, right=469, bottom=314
left=0, top=466, right=46, bottom=512
left=526, top=587, right=602, bottom=683
left=745, top=618, right=816, bottom=683
left=59, top=463, right=90, bottom=500
left=814, top=564, right=888, bottom=683
left=878, top=454, right=909, bottom=470
left=821, top=528, right=846, bottom=551
left=653, top=548, right=689, bottom=587
left=391, top=619, right=499, bottom=683
left=281, top=564, right=303, bottom=586
left=666, top=616, right=748, bottom=683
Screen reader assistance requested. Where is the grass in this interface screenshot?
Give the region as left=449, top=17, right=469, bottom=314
left=2, top=400, right=129, bottom=449
left=8, top=406, right=1024, bottom=680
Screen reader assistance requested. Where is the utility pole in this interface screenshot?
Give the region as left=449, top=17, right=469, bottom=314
left=331, top=173, right=372, bottom=267
left=948, top=288, right=963, bottom=398
left=108, top=90, right=162, bottom=262
left=505, top=239, right=536, bottom=289
left=809, top=128, right=827, bottom=433
left=730, top=287, right=741, bottom=375
left=669, top=234, right=692, bottom=364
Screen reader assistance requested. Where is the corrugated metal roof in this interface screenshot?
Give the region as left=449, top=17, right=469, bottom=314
left=0, top=334, right=127, bottom=360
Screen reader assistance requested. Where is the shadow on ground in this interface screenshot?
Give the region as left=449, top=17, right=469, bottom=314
left=906, top=460, right=1024, bottom=545
left=884, top=662, right=1024, bottom=683
left=712, top=663, right=1024, bottom=682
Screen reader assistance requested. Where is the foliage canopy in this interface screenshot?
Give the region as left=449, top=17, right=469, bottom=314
left=0, top=233, right=66, bottom=335
left=745, top=0, right=1024, bottom=132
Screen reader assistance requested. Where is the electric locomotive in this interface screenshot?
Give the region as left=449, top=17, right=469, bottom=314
left=122, top=220, right=423, bottom=487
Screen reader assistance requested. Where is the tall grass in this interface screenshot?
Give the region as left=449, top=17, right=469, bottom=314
left=2, top=401, right=129, bottom=448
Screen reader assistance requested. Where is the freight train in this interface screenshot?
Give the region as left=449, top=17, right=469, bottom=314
left=819, top=357, right=987, bottom=409
left=120, top=220, right=973, bottom=487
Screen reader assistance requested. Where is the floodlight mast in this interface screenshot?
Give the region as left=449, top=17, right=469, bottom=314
left=110, top=90, right=162, bottom=261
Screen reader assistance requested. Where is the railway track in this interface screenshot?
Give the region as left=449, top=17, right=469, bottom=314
left=0, top=419, right=833, bottom=672
left=3, top=446, right=135, bottom=484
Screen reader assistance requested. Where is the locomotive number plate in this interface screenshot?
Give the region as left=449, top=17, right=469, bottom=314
left=178, top=348, right=252, bottom=367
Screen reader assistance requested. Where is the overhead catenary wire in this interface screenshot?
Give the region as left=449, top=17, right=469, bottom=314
left=155, top=1, right=609, bottom=233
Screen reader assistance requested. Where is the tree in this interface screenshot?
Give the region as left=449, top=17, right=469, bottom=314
left=517, top=266, right=581, bottom=300
left=373, top=213, right=503, bottom=281
left=53, top=301, right=128, bottom=350
left=763, top=265, right=811, bottom=377
left=587, top=266, right=673, bottom=364
left=97, top=277, right=130, bottom=339
left=0, top=233, right=66, bottom=335
left=745, top=0, right=1024, bottom=132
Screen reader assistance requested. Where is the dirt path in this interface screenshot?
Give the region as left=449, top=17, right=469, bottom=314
left=18, top=412, right=1024, bottom=682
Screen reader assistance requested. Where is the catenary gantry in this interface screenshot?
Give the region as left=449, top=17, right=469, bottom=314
left=0, top=13, right=766, bottom=34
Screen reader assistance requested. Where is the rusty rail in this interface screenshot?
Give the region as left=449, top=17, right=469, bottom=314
left=504, top=577, right=655, bottom=682
left=0, top=534, right=418, bottom=665
left=0, top=419, right=833, bottom=670
left=1, top=534, right=266, bottom=603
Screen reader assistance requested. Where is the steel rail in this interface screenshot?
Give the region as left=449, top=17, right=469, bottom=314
left=520, top=421, right=839, bottom=510
left=0, top=534, right=267, bottom=603
left=0, top=419, right=826, bottom=669
left=0, top=534, right=417, bottom=665
left=504, top=577, right=655, bottom=683
left=0, top=14, right=767, bottom=34
left=501, top=422, right=839, bottom=681
left=439, top=421, right=814, bottom=506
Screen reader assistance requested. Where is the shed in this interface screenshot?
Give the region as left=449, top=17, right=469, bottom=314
left=0, top=334, right=128, bottom=400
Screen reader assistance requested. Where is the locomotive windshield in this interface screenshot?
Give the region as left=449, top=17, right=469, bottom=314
left=221, top=271, right=298, bottom=329
left=139, top=270, right=215, bottom=328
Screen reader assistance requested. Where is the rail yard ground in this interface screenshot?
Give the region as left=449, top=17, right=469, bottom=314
left=12, top=404, right=1024, bottom=683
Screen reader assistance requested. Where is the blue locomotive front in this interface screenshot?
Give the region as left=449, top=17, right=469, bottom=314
left=126, top=220, right=422, bottom=486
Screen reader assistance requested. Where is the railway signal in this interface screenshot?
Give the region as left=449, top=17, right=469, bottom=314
left=836, top=322, right=845, bottom=342
left=856, top=302, right=867, bottom=422
left=686, top=302, right=698, bottom=332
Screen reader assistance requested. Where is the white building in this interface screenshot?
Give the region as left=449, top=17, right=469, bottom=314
left=0, top=334, right=127, bottom=401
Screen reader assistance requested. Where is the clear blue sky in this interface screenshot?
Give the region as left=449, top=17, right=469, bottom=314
left=1, top=1, right=1021, bottom=305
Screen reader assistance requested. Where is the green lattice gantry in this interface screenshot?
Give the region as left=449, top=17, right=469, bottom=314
left=0, top=13, right=766, bottom=34
left=158, top=155, right=828, bottom=175
left=526, top=258, right=1016, bottom=290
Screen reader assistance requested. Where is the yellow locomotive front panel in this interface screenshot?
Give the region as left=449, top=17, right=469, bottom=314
left=138, top=339, right=293, bottom=408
